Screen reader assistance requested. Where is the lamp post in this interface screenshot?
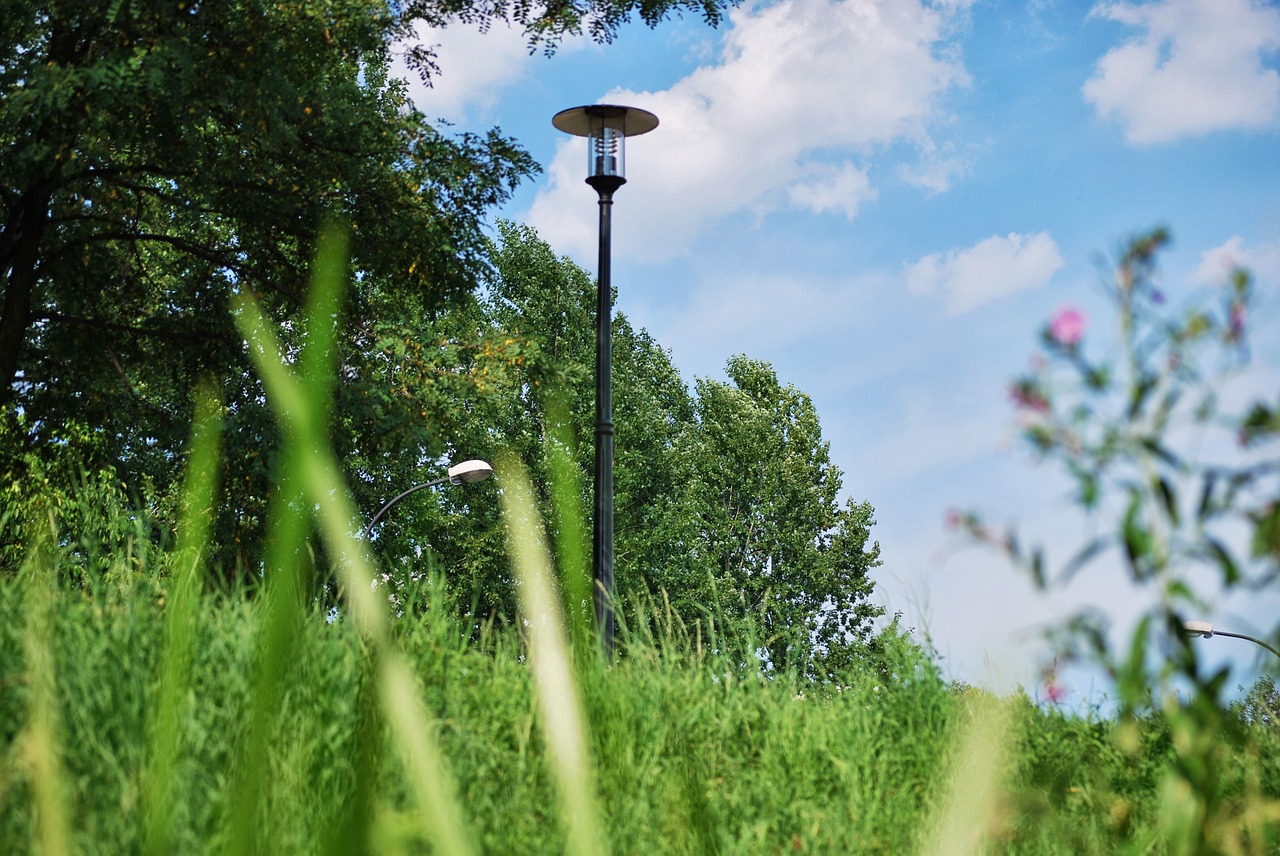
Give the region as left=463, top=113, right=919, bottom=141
left=1183, top=620, right=1280, bottom=661
left=552, top=104, right=658, bottom=656
left=363, top=459, right=493, bottom=541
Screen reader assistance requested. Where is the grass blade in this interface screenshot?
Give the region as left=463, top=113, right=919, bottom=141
left=145, top=383, right=223, bottom=856
left=19, top=552, right=75, bottom=856
left=232, top=229, right=474, bottom=856
left=497, top=452, right=607, bottom=856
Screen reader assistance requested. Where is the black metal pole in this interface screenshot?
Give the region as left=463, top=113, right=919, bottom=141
left=587, top=174, right=624, bottom=657
left=1211, top=630, right=1280, bottom=661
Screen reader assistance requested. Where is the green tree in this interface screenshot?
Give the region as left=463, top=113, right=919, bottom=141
left=0, top=0, right=534, bottom=573
left=0, top=0, right=741, bottom=575
left=671, top=356, right=883, bottom=676
left=380, top=224, right=884, bottom=672
left=361, top=221, right=696, bottom=625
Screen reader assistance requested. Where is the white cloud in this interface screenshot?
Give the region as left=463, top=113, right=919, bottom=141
left=899, top=138, right=970, bottom=194
left=1193, top=235, right=1280, bottom=285
left=786, top=163, right=876, bottom=219
left=391, top=20, right=537, bottom=119
left=856, top=392, right=1001, bottom=490
left=526, top=0, right=970, bottom=261
left=1083, top=0, right=1280, bottom=144
left=904, top=232, right=1065, bottom=315
left=652, top=271, right=883, bottom=372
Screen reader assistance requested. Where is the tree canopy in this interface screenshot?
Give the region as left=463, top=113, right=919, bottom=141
left=0, top=0, right=737, bottom=568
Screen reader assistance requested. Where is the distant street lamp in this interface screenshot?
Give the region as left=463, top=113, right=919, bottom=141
left=1183, top=620, right=1280, bottom=661
left=553, top=104, right=658, bottom=657
left=363, top=459, right=493, bottom=541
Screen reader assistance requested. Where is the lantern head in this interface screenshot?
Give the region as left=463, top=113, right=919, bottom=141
left=552, top=104, right=659, bottom=187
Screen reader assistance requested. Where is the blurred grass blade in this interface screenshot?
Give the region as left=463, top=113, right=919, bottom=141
left=497, top=452, right=607, bottom=856
left=918, top=694, right=1012, bottom=856
left=543, top=394, right=592, bottom=654
left=223, top=227, right=345, bottom=853
left=19, top=554, right=75, bottom=856
left=145, top=383, right=223, bottom=856
left=232, top=228, right=474, bottom=856
left=222, top=495, right=308, bottom=856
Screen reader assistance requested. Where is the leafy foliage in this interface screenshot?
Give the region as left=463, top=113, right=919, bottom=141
left=389, top=223, right=885, bottom=673
left=0, top=0, right=541, bottom=572
left=956, top=227, right=1280, bottom=852
left=663, top=355, right=883, bottom=676
left=5, top=231, right=1280, bottom=854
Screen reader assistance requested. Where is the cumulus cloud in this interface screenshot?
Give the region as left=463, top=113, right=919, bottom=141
left=1083, top=0, right=1280, bottom=144
left=656, top=271, right=883, bottom=369
left=786, top=163, right=876, bottom=219
left=904, top=232, right=1064, bottom=315
left=899, top=138, right=970, bottom=194
left=1193, top=235, right=1280, bottom=285
left=526, top=0, right=970, bottom=261
left=391, top=19, right=537, bottom=119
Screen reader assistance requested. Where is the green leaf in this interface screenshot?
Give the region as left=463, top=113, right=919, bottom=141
left=1155, top=476, right=1179, bottom=526
left=1127, top=372, right=1158, bottom=421
left=1138, top=437, right=1181, bottom=469
left=1121, top=491, right=1153, bottom=578
left=1251, top=504, right=1280, bottom=562
left=1205, top=538, right=1241, bottom=586
left=1079, top=471, right=1100, bottom=509
left=1029, top=548, right=1046, bottom=590
left=1196, top=473, right=1216, bottom=523
left=1057, top=536, right=1110, bottom=584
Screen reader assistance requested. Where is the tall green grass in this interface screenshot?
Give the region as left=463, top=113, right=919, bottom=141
left=5, top=550, right=1280, bottom=852
left=4, top=230, right=1280, bottom=854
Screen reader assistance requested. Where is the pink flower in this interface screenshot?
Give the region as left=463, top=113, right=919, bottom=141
left=1048, top=306, right=1088, bottom=346
left=1044, top=680, right=1065, bottom=704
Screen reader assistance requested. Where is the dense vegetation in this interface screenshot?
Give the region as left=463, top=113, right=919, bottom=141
left=0, top=0, right=734, bottom=574
left=0, top=1, right=885, bottom=674
left=4, top=2, right=1280, bottom=853
left=3, top=525, right=1280, bottom=854
left=1, top=221, right=1278, bottom=853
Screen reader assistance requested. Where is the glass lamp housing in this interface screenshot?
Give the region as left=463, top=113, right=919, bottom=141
left=552, top=104, right=659, bottom=182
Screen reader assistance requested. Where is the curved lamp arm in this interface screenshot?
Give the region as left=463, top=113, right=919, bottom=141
left=363, top=459, right=493, bottom=541
left=1183, top=620, right=1280, bottom=661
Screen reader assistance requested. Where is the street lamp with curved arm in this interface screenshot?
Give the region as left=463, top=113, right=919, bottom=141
left=363, top=459, right=493, bottom=541
left=1183, top=620, right=1280, bottom=661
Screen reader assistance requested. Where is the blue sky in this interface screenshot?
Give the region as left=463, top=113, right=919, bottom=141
left=397, top=0, right=1280, bottom=701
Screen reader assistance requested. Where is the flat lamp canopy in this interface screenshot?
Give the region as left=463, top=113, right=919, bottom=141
left=1184, top=620, right=1215, bottom=637
left=552, top=104, right=659, bottom=137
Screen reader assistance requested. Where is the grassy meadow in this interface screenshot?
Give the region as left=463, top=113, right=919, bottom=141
left=6, top=555, right=1280, bottom=856
left=5, top=469, right=1280, bottom=856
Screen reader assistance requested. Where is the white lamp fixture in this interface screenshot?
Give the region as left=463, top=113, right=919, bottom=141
left=1183, top=620, right=1214, bottom=638
left=448, top=459, right=494, bottom=484
left=365, top=458, right=494, bottom=540
left=1183, top=619, right=1280, bottom=659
